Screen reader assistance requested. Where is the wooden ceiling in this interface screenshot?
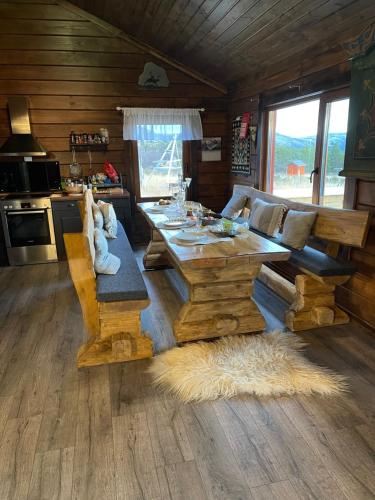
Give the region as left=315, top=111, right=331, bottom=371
left=70, top=0, right=375, bottom=94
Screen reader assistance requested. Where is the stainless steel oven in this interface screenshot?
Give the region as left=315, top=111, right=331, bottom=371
left=0, top=196, right=57, bottom=265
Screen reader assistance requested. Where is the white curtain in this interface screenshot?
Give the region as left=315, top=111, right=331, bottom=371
left=120, top=107, right=203, bottom=141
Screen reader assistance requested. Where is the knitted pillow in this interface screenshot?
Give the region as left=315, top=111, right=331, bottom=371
left=249, top=198, right=286, bottom=237
left=221, top=194, right=248, bottom=220
left=281, top=210, right=317, bottom=250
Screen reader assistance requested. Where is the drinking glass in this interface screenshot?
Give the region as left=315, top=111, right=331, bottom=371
left=191, top=202, right=203, bottom=229
left=169, top=183, right=179, bottom=205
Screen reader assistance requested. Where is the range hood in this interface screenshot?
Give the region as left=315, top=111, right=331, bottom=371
left=0, top=97, right=46, bottom=157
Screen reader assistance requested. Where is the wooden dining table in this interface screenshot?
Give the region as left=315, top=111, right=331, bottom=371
left=138, top=203, right=291, bottom=342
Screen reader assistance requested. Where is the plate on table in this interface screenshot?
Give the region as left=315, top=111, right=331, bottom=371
left=146, top=206, right=167, bottom=214
left=175, top=230, right=206, bottom=243
left=163, top=219, right=194, bottom=229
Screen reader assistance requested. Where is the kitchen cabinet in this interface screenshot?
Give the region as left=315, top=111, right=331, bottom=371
left=52, top=195, right=132, bottom=260
left=0, top=216, right=8, bottom=266
left=342, top=44, right=375, bottom=179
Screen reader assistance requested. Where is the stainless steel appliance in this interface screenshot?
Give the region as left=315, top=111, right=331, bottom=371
left=0, top=195, right=57, bottom=265
left=0, top=96, right=46, bottom=157
left=0, top=161, right=61, bottom=193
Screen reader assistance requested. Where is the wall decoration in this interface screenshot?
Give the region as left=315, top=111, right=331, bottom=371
left=239, top=112, right=250, bottom=138
left=232, top=117, right=251, bottom=175
left=138, top=62, right=170, bottom=89
left=342, top=43, right=375, bottom=178
left=201, top=137, right=221, bottom=161
left=249, top=125, right=258, bottom=154
left=353, top=77, right=375, bottom=158
left=342, top=21, right=375, bottom=59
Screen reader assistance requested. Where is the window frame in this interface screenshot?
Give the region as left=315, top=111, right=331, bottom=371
left=131, top=140, right=192, bottom=203
left=261, top=87, right=350, bottom=206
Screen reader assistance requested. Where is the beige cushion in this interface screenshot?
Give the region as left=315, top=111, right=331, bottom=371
left=92, top=202, right=104, bottom=230
left=97, top=200, right=118, bottom=239
left=249, top=198, right=286, bottom=237
left=83, top=189, right=96, bottom=266
left=221, top=194, right=248, bottom=220
left=94, top=229, right=121, bottom=275
left=281, top=210, right=317, bottom=250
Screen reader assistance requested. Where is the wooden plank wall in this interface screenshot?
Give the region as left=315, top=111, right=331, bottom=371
left=0, top=0, right=229, bottom=212
left=337, top=180, right=375, bottom=327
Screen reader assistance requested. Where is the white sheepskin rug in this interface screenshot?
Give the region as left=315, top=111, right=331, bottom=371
left=149, top=332, right=347, bottom=402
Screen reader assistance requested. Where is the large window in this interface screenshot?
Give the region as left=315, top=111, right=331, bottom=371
left=266, top=91, right=349, bottom=207
left=137, top=134, right=183, bottom=198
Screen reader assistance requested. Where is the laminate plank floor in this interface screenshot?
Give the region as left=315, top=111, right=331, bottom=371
left=0, top=256, right=374, bottom=500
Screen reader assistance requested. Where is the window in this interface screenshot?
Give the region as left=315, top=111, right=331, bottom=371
left=137, top=131, right=183, bottom=199
left=119, top=107, right=203, bottom=201
left=267, top=100, right=319, bottom=203
left=265, top=90, right=349, bottom=207
left=319, top=99, right=349, bottom=207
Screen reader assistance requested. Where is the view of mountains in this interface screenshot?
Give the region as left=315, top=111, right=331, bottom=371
left=275, top=132, right=347, bottom=151
left=274, top=132, right=346, bottom=175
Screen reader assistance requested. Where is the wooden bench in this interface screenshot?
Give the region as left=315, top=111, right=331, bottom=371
left=64, top=190, right=153, bottom=368
left=231, top=185, right=371, bottom=331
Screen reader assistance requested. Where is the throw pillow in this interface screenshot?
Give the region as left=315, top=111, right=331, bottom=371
left=249, top=198, right=286, bottom=237
left=94, top=228, right=121, bottom=275
left=281, top=210, right=317, bottom=250
left=97, top=200, right=118, bottom=239
left=221, top=194, right=248, bottom=220
left=92, top=202, right=104, bottom=230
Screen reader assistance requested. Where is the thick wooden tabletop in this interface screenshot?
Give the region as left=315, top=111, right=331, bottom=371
left=138, top=202, right=291, bottom=268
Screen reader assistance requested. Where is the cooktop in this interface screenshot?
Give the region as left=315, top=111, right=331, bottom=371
left=1, top=192, right=53, bottom=200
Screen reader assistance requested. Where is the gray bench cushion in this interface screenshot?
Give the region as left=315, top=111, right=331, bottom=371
left=249, top=228, right=357, bottom=277
left=96, top=222, right=149, bottom=302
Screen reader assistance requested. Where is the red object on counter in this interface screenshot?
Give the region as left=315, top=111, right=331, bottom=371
left=104, top=160, right=119, bottom=183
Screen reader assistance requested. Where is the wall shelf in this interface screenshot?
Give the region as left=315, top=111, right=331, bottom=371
left=70, top=143, right=108, bottom=152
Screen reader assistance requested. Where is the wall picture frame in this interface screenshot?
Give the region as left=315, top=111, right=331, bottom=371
left=201, top=137, right=222, bottom=161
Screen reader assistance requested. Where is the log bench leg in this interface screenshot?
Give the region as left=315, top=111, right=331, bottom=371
left=174, top=262, right=265, bottom=342
left=77, top=301, right=153, bottom=368
left=143, top=228, right=171, bottom=270
left=285, top=274, right=350, bottom=332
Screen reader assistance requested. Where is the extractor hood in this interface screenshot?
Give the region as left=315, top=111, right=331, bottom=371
left=0, top=96, right=46, bottom=157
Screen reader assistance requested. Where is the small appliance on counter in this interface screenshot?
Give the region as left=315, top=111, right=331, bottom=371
left=0, top=160, right=61, bottom=193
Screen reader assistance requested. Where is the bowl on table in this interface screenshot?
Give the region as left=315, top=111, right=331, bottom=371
left=64, top=184, right=83, bottom=194
left=201, top=216, right=220, bottom=226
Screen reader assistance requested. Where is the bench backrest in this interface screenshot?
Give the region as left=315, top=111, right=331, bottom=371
left=233, top=184, right=370, bottom=248
left=64, top=189, right=99, bottom=337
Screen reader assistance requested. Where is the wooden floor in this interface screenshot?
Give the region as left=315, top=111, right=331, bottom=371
left=0, top=253, right=374, bottom=500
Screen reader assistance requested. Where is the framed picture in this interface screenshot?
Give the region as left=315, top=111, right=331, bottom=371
left=201, top=137, right=222, bottom=161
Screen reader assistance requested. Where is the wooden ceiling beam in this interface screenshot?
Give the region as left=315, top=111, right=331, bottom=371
left=56, top=0, right=227, bottom=95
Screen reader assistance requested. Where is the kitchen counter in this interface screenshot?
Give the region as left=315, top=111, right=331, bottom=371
left=50, top=188, right=130, bottom=201
left=0, top=188, right=130, bottom=201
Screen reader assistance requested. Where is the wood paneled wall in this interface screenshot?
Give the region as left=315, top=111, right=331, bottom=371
left=0, top=0, right=229, bottom=211
left=337, top=180, right=375, bottom=328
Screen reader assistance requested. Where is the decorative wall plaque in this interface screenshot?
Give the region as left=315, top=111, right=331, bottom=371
left=138, top=62, right=170, bottom=89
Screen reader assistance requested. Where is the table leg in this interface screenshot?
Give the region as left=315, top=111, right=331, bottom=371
left=174, top=260, right=266, bottom=342
left=143, top=228, right=171, bottom=270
